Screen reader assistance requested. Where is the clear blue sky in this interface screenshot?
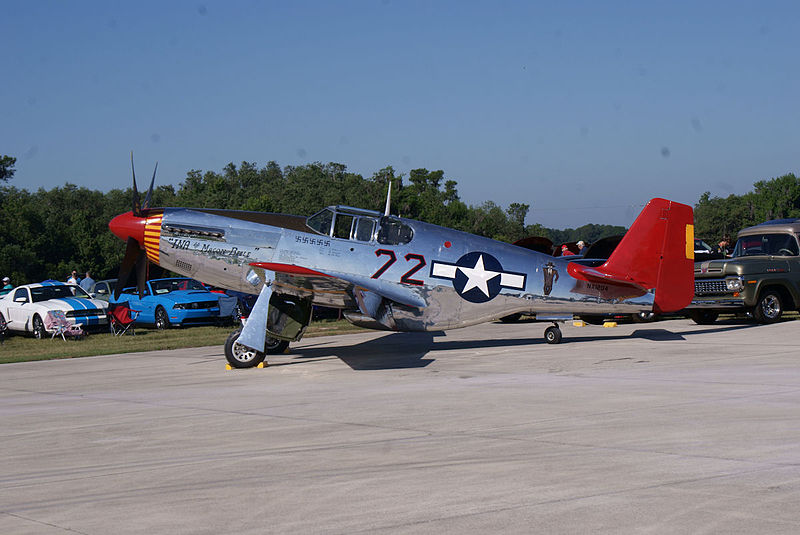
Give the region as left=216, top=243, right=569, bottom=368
left=3, top=1, right=799, bottom=228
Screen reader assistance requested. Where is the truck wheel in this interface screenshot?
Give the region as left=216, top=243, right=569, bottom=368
left=224, top=329, right=266, bottom=368
left=753, top=291, right=783, bottom=324
left=632, top=311, right=657, bottom=323
left=689, top=310, right=719, bottom=325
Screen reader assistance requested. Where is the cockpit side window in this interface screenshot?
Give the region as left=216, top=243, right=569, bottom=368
left=377, top=217, right=413, bottom=245
left=333, top=214, right=355, bottom=239
left=306, top=209, right=334, bottom=236
left=354, top=217, right=376, bottom=242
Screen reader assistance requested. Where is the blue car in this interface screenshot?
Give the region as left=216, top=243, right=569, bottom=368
left=110, top=278, right=220, bottom=329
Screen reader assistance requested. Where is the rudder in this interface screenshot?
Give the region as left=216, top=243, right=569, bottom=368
left=600, top=198, right=694, bottom=313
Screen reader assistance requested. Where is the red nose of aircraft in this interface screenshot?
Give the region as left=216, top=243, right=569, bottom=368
left=109, top=211, right=146, bottom=244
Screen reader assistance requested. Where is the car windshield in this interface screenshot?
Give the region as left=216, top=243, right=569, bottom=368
left=30, top=284, right=91, bottom=302
left=694, top=239, right=713, bottom=252
left=150, top=279, right=206, bottom=294
left=733, top=233, right=799, bottom=257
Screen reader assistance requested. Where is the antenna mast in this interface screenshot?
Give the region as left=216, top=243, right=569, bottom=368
left=384, top=180, right=392, bottom=216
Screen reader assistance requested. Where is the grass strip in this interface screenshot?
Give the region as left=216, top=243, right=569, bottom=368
left=0, top=320, right=365, bottom=364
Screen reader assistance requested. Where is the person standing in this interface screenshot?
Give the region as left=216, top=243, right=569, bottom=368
left=67, top=270, right=79, bottom=284
left=80, top=271, right=95, bottom=292
left=0, top=276, right=12, bottom=296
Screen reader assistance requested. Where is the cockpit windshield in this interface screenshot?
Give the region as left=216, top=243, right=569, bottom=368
left=733, top=233, right=799, bottom=257
left=306, top=209, right=334, bottom=236
left=307, top=207, right=410, bottom=244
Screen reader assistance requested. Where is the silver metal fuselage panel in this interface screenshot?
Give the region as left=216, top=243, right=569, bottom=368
left=154, top=208, right=655, bottom=332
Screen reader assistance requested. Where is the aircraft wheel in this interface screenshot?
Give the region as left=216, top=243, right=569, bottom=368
left=224, top=329, right=266, bottom=368
left=265, top=336, right=289, bottom=355
left=544, top=325, right=562, bottom=344
left=689, top=310, right=718, bottom=325
left=32, top=314, right=46, bottom=339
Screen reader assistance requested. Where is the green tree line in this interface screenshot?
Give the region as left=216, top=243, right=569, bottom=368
left=694, top=173, right=800, bottom=240
left=1, top=153, right=795, bottom=285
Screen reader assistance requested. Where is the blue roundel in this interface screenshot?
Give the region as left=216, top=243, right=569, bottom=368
left=452, top=251, right=504, bottom=303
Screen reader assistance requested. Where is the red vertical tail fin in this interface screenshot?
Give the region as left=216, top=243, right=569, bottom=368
left=599, top=198, right=694, bottom=313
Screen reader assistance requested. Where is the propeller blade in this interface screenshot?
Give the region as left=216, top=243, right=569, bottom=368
left=114, top=237, right=141, bottom=299
left=131, top=151, right=141, bottom=216
left=143, top=162, right=158, bottom=210
left=136, top=250, right=148, bottom=299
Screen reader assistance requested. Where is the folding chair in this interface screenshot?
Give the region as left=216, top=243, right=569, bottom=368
left=44, top=310, right=85, bottom=340
left=108, top=302, right=139, bottom=336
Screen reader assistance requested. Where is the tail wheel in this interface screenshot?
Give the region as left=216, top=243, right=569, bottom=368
left=154, top=306, right=169, bottom=330
left=224, top=329, right=266, bottom=368
left=753, top=291, right=783, bottom=324
left=689, top=310, right=719, bottom=325
left=544, top=325, right=562, bottom=344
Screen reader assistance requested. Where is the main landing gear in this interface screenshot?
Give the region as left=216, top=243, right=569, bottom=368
left=224, top=328, right=289, bottom=369
left=544, top=323, right=563, bottom=344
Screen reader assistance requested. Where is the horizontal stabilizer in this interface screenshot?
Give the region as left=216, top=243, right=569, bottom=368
left=566, top=263, right=647, bottom=292
left=568, top=198, right=694, bottom=313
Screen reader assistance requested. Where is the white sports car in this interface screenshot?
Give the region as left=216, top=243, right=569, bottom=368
left=0, top=282, right=108, bottom=338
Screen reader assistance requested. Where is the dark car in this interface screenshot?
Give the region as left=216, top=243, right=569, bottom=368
left=694, top=239, right=724, bottom=262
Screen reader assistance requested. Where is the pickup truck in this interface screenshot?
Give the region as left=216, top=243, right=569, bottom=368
left=689, top=219, right=800, bottom=324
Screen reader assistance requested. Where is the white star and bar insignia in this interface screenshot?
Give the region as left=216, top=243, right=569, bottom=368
left=430, top=252, right=526, bottom=303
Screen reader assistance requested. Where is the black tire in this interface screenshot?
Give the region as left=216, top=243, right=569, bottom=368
left=154, top=306, right=169, bottom=330
left=690, top=310, right=719, bottom=325
left=579, top=315, right=606, bottom=325
left=544, top=325, right=562, bottom=344
left=632, top=311, right=657, bottom=323
left=753, top=291, right=783, bottom=324
left=224, top=329, right=267, bottom=368
left=32, top=314, right=46, bottom=339
left=499, top=313, right=522, bottom=323
left=265, top=336, right=290, bottom=355
left=0, top=311, right=7, bottom=341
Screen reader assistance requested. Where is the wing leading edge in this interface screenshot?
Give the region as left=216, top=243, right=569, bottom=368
left=248, top=262, right=427, bottom=310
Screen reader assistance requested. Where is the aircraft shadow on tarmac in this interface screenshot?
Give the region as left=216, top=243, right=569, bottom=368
left=284, top=322, right=759, bottom=370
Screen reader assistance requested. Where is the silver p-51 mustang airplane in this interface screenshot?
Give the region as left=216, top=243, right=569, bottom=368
left=109, top=161, right=695, bottom=368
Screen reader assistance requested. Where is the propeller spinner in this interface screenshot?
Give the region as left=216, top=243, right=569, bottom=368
left=110, top=153, right=158, bottom=299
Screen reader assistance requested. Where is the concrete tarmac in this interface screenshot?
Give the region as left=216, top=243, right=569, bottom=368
left=1, top=318, right=799, bottom=534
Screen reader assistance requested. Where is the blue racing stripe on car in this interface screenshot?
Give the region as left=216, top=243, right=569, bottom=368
left=55, top=297, right=85, bottom=310
left=52, top=298, right=101, bottom=326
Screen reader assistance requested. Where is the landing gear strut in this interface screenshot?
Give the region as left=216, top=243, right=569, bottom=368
left=544, top=323, right=562, bottom=344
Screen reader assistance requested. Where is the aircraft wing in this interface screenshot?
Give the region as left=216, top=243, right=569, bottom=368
left=248, top=262, right=427, bottom=309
